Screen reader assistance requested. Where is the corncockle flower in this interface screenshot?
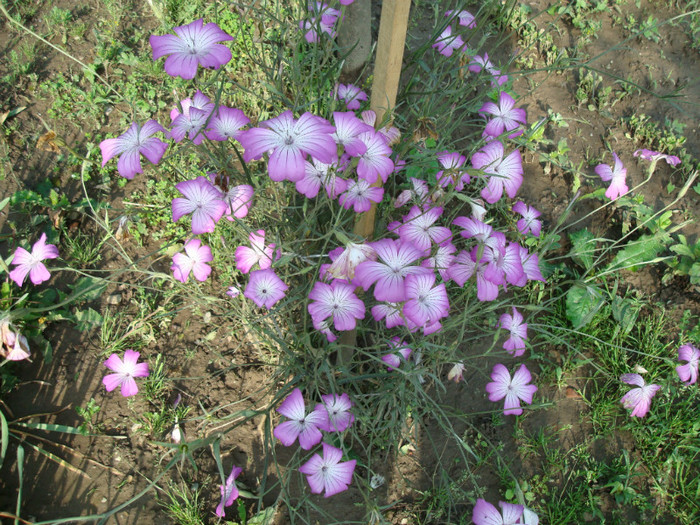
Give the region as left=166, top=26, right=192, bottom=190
left=448, top=250, right=476, bottom=287
left=313, top=317, right=338, bottom=342
left=172, top=176, right=227, bottom=234
left=315, top=393, right=354, bottom=432
left=355, top=239, right=430, bottom=302
left=436, top=151, right=470, bottom=191
left=171, top=239, right=213, bottom=283
left=633, top=148, right=681, bottom=167
left=244, top=268, right=288, bottom=309
left=512, top=201, right=542, bottom=237
left=472, top=498, right=524, bottom=525
left=486, top=363, right=537, bottom=415
left=382, top=337, right=412, bottom=370
left=100, top=120, right=168, bottom=179
left=169, top=90, right=213, bottom=121
left=432, top=26, right=465, bottom=57
left=421, top=242, right=457, bottom=281
left=3, top=330, right=31, bottom=361
left=398, top=206, right=452, bottom=255
left=235, top=230, right=276, bottom=274
left=403, top=272, right=449, bottom=332
left=326, top=242, right=376, bottom=281
left=522, top=507, right=540, bottom=525
left=446, top=9, right=476, bottom=28
left=676, top=344, right=699, bottom=385
left=595, top=152, right=628, bottom=200
left=310, top=2, right=341, bottom=24
left=339, top=179, right=385, bottom=212
left=472, top=141, right=523, bottom=204
left=274, top=388, right=324, bottom=449
left=299, top=443, right=356, bottom=497
left=239, top=110, right=337, bottom=182
left=149, top=19, right=233, bottom=79
left=447, top=362, right=465, bottom=383
left=620, top=373, right=661, bottom=417
left=334, top=83, right=368, bottom=110
left=360, top=110, right=401, bottom=145
left=499, top=307, right=528, bottom=357
left=453, top=216, right=493, bottom=242
left=517, top=245, right=545, bottom=284
left=205, top=106, right=250, bottom=141
left=468, top=53, right=508, bottom=86
left=469, top=198, right=488, bottom=221
left=169, top=91, right=214, bottom=145
left=297, top=158, right=347, bottom=199
left=332, top=112, right=374, bottom=157
left=9, top=233, right=59, bottom=287
left=479, top=92, right=527, bottom=139
left=483, top=238, right=525, bottom=287
left=215, top=465, right=242, bottom=517
left=371, top=302, right=405, bottom=329
left=357, top=131, right=395, bottom=184
left=226, top=286, right=241, bottom=298
left=308, top=280, right=365, bottom=334
left=220, top=183, right=254, bottom=219
left=300, top=17, right=336, bottom=42
left=103, top=349, right=150, bottom=397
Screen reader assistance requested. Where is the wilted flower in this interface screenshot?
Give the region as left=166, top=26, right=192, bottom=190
left=447, top=362, right=465, bottom=383
left=215, top=465, right=242, bottom=517
left=326, top=242, right=376, bottom=281
left=676, top=343, right=699, bottom=385
left=595, top=152, right=628, bottom=201
left=620, top=373, right=661, bottom=417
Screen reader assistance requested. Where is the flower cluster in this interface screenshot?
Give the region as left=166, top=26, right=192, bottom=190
left=472, top=498, right=539, bottom=524
left=300, top=2, right=354, bottom=43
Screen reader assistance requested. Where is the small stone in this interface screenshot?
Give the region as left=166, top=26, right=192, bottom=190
left=106, top=294, right=121, bottom=305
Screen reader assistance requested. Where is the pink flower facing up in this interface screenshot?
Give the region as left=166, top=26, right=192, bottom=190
left=339, top=178, right=385, bottom=212
left=382, top=337, right=412, bottom=370
left=235, top=230, right=276, bottom=274
left=332, top=112, right=374, bottom=157
left=100, top=121, right=168, bottom=179
left=499, top=307, right=528, bottom=357
left=274, top=388, right=324, bottom=450
left=149, top=19, right=233, bottom=79
left=169, top=91, right=214, bottom=145
left=676, top=344, right=699, bottom=385
left=103, top=349, right=150, bottom=397
left=595, top=152, right=628, bottom=201
left=633, top=148, right=681, bottom=167
left=171, top=239, right=213, bottom=283
left=244, top=268, right=288, bottom=310
left=172, top=176, right=227, bottom=234
left=216, top=465, right=242, bottom=518
left=403, top=272, right=450, bottom=334
left=299, top=443, right=356, bottom=498
left=334, top=83, right=368, bottom=110
left=397, top=205, right=452, bottom=256
left=205, top=106, right=250, bottom=142
left=315, top=393, right=355, bottom=432
left=239, top=110, right=337, bottom=182
left=472, top=141, right=523, bottom=204
left=512, top=201, right=542, bottom=237
left=356, top=130, right=395, bottom=184
left=422, top=242, right=457, bottom=282
left=446, top=9, right=476, bottom=28
left=486, top=363, right=537, bottom=416
left=9, top=233, right=59, bottom=287
left=479, top=92, right=527, bottom=139
left=620, top=373, right=661, bottom=417
left=472, top=499, right=526, bottom=525
left=308, top=280, right=365, bottom=337
left=436, top=151, right=470, bottom=191
left=432, top=26, right=465, bottom=57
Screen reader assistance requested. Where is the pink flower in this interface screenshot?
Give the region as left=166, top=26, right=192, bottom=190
left=676, top=344, right=699, bottom=385
left=208, top=176, right=254, bottom=220
left=485, top=363, right=537, bottom=415
left=372, top=302, right=405, bottom=329
left=216, top=465, right=242, bottom=518
left=334, top=83, right=368, bottom=110
left=205, top=106, right=250, bottom=141
left=472, top=499, right=525, bottom=525
left=296, top=158, right=347, bottom=199
left=472, top=141, right=523, bottom=204
left=633, top=148, right=681, bottom=167
left=274, top=388, right=324, bottom=449
left=149, top=19, right=233, bottom=79
left=315, top=393, right=355, bottom=432
left=436, top=151, right=470, bottom=191
left=403, top=272, right=450, bottom=331
left=446, top=9, right=476, bottom=28
left=168, top=91, right=214, bottom=145
left=9, top=233, right=59, bottom=287
left=356, top=131, right=395, bottom=184
left=172, top=176, right=228, bottom=234
left=1, top=325, right=31, bottom=362
left=432, top=26, right=465, bottom=57
left=332, top=112, right=374, bottom=157
left=299, top=443, right=356, bottom=497
left=468, top=53, right=508, bottom=86
left=398, top=206, right=452, bottom=255
left=421, top=242, right=457, bottom=282
left=338, top=179, right=384, bottom=212
left=235, top=230, right=276, bottom=274
left=382, top=337, right=412, bottom=370
left=244, top=268, right=288, bottom=309
left=226, top=286, right=241, bottom=298
left=595, top=152, right=628, bottom=200
left=99, top=120, right=168, bottom=179
left=479, top=92, right=527, bottom=139
left=512, top=201, right=542, bottom=237
left=499, top=307, right=528, bottom=357
left=171, top=239, right=213, bottom=283
left=103, top=349, right=150, bottom=397
left=620, top=373, right=661, bottom=417
left=308, top=280, right=365, bottom=335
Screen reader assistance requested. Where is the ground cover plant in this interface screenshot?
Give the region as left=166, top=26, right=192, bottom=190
left=0, top=0, right=699, bottom=523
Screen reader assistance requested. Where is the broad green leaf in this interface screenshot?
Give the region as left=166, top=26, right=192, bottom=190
left=569, top=229, right=596, bottom=270
left=608, top=232, right=671, bottom=272
left=72, top=308, right=104, bottom=332
left=566, top=284, right=604, bottom=329
left=68, top=276, right=108, bottom=303
left=247, top=505, right=277, bottom=525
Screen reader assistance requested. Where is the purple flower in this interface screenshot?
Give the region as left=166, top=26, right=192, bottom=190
left=315, top=393, right=355, bottom=432
left=205, top=106, right=250, bottom=141
left=446, top=9, right=476, bottom=28
left=436, top=151, right=470, bottom=191
left=338, top=179, right=384, bottom=212
left=9, top=233, right=59, bottom=287
left=448, top=250, right=476, bottom=288
left=620, top=373, right=660, bottom=417
left=677, top=344, right=699, bottom=385
left=209, top=176, right=254, bottom=220
left=421, top=242, right=457, bottom=282
left=149, top=19, right=233, bottom=79
left=512, top=201, right=542, bottom=237
left=171, top=239, right=213, bottom=283
left=432, top=26, right=465, bottom=57
left=382, top=337, right=412, bottom=370
left=296, top=158, right=347, bottom=199
left=633, top=148, right=681, bottom=167
left=332, top=111, right=374, bottom=157
left=472, top=498, right=524, bottom=525
left=403, top=272, right=450, bottom=331
left=216, top=465, right=242, bottom=518
left=300, top=17, right=337, bottom=43
left=499, top=307, right=527, bottom=357
left=595, top=152, right=628, bottom=200
left=168, top=91, right=214, bottom=145
left=372, top=302, right=405, bottom=329
left=299, top=443, right=356, bottom=497
left=397, top=205, right=451, bottom=255
left=226, top=286, right=241, bottom=298
left=356, top=131, right=395, bottom=184
left=308, top=280, right=365, bottom=334
left=472, top=141, right=523, bottom=204
left=479, top=92, right=527, bottom=139
left=103, top=349, right=150, bottom=397
left=273, top=388, right=324, bottom=450
left=486, top=363, right=537, bottom=416
left=172, top=176, right=228, bottom=234
left=235, top=230, right=276, bottom=274
left=100, top=120, right=168, bottom=179
left=244, top=268, right=288, bottom=310
left=334, top=83, right=368, bottom=110
left=468, top=53, right=508, bottom=86
left=238, top=110, right=337, bottom=182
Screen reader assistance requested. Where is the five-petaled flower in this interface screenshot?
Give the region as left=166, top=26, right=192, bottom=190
left=676, top=344, right=699, bottom=385
left=215, top=465, right=242, bottom=518
left=172, top=176, right=228, bottom=235
left=315, top=393, right=355, bottom=432
left=103, top=349, right=150, bottom=397
left=100, top=120, right=168, bottom=180
left=485, top=363, right=537, bottom=415
left=595, top=152, right=628, bottom=200
left=273, top=388, right=324, bottom=450
left=244, top=268, right=288, bottom=310
left=499, top=307, right=528, bottom=357
left=298, top=443, right=356, bottom=497
left=9, top=233, right=59, bottom=287
left=171, top=239, right=213, bottom=283
left=308, top=280, right=365, bottom=336
left=620, top=373, right=661, bottom=417
left=472, top=498, right=530, bottom=525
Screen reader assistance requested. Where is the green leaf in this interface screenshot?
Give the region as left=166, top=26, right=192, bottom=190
left=569, top=229, right=596, bottom=270
left=566, top=284, right=605, bottom=329
left=0, top=409, right=8, bottom=471
left=68, top=276, right=108, bottom=303
left=608, top=232, right=671, bottom=272
left=247, top=505, right=277, bottom=525
left=72, top=307, right=103, bottom=332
